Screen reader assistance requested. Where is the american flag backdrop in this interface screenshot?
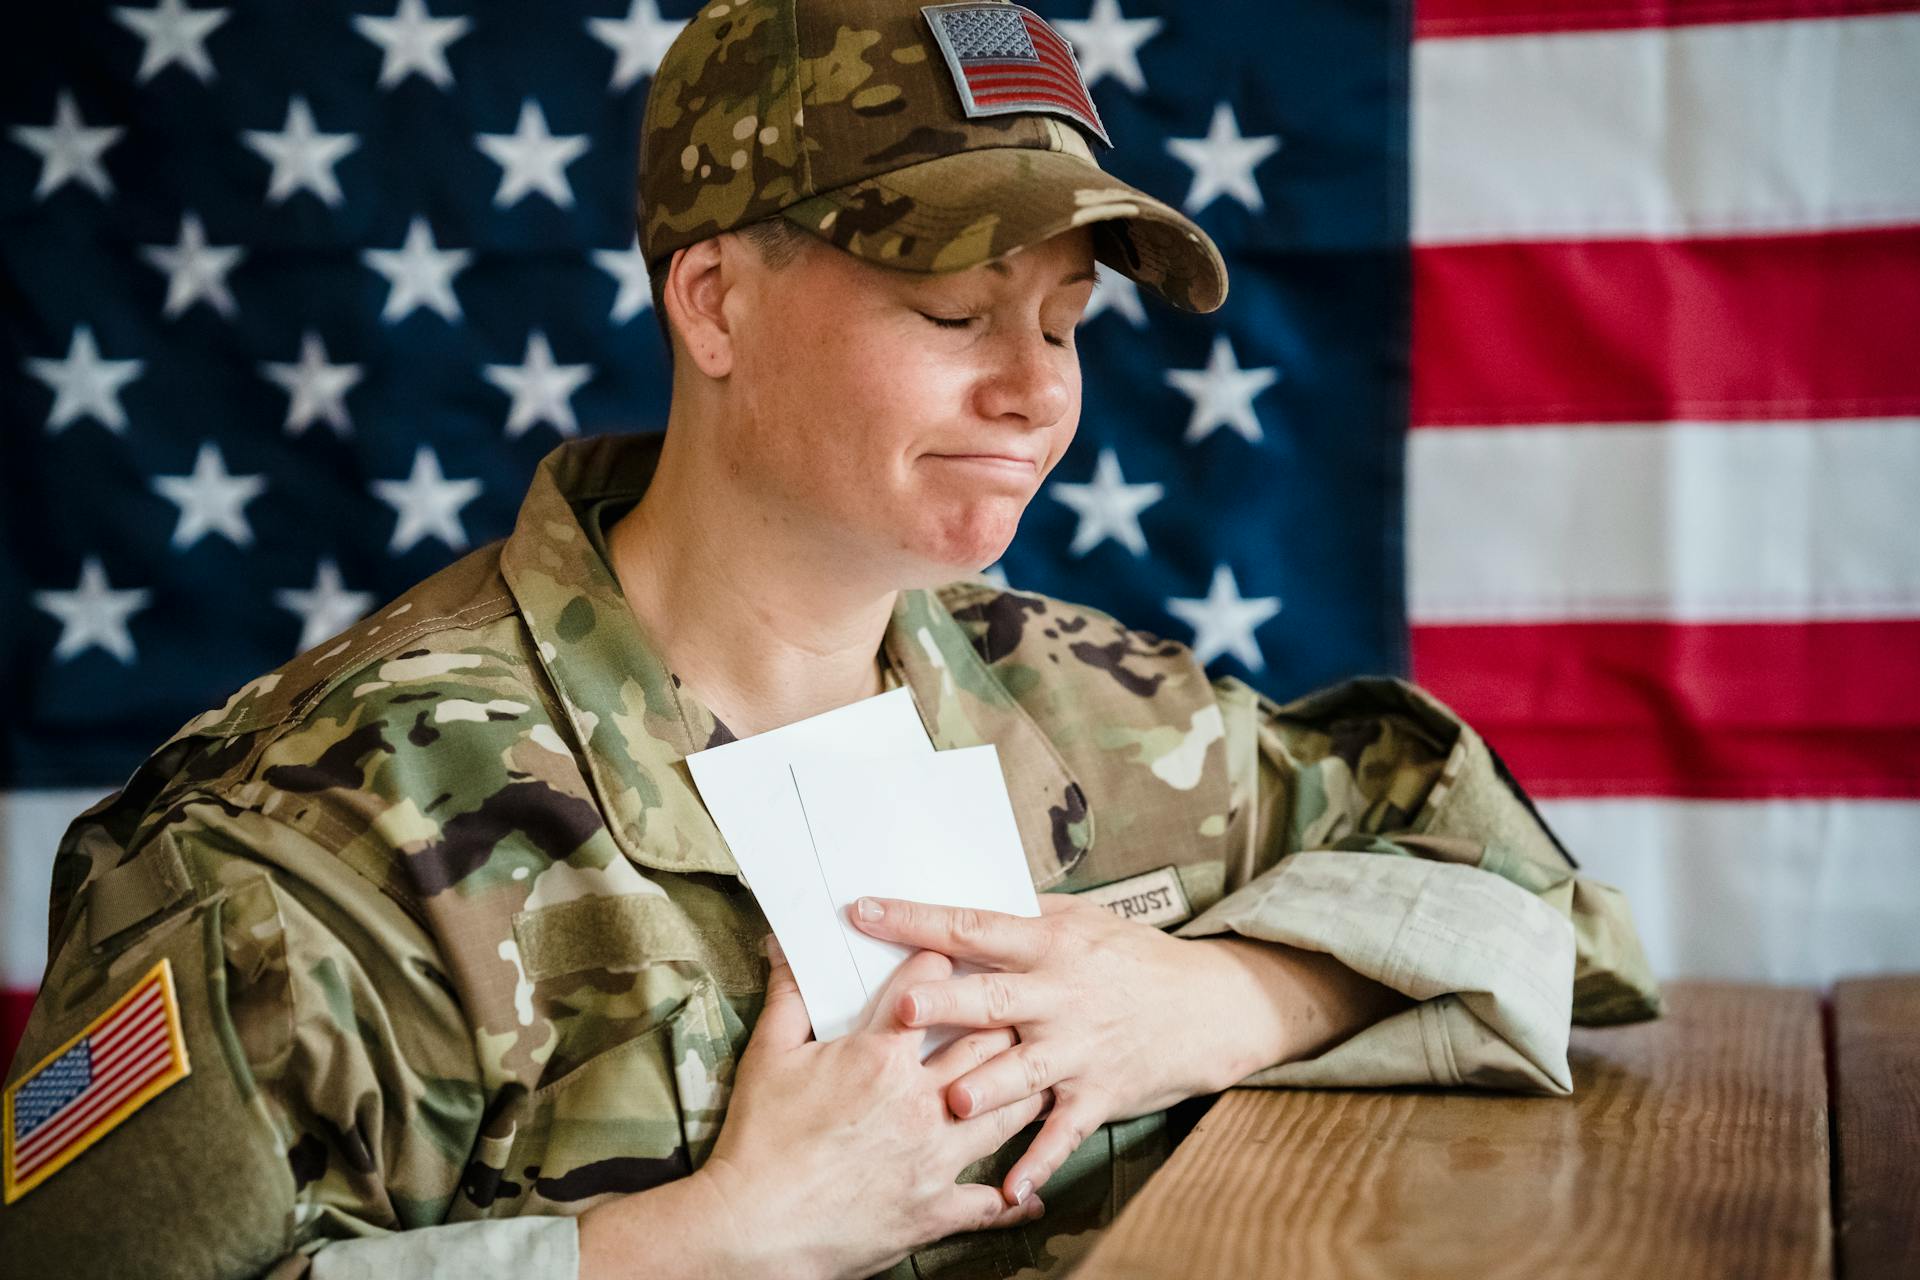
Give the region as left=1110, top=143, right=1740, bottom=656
left=3, top=0, right=1916, bottom=1072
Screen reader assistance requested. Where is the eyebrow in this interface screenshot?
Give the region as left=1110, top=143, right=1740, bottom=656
left=981, top=261, right=1099, bottom=286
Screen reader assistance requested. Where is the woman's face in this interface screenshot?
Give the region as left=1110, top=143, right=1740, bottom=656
left=717, top=223, right=1099, bottom=585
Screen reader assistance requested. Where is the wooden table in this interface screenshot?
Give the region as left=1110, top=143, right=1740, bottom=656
left=1073, top=980, right=1918, bottom=1279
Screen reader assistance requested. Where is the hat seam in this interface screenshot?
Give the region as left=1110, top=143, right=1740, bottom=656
left=786, top=0, right=815, bottom=200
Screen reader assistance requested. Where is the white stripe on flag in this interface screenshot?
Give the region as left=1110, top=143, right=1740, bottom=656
left=2, top=789, right=110, bottom=990
left=1414, top=14, right=1920, bottom=242
left=1408, top=418, right=1920, bottom=622
left=1540, top=796, right=1920, bottom=985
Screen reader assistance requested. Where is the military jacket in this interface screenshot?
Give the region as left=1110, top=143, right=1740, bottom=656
left=0, top=432, right=1660, bottom=1280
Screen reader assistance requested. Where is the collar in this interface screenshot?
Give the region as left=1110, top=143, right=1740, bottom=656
left=498, top=432, right=1092, bottom=891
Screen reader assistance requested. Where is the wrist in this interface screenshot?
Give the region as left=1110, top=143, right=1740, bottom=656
left=1187, top=933, right=1417, bottom=1089
left=1184, top=936, right=1297, bottom=1091
left=577, top=1163, right=760, bottom=1280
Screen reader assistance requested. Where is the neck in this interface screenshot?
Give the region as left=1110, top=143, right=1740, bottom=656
left=605, top=428, right=897, bottom=740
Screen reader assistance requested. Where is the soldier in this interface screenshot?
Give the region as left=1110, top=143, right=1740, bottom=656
left=0, top=2, right=1662, bottom=1278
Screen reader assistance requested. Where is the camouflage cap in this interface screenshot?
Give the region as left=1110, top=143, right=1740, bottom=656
left=637, top=0, right=1229, bottom=314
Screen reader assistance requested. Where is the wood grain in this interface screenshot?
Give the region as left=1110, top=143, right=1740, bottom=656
left=1833, top=975, right=1920, bottom=1280
left=1073, top=982, right=1830, bottom=1279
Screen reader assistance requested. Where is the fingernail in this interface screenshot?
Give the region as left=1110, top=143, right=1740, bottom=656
left=857, top=897, right=883, bottom=921
left=956, top=1085, right=976, bottom=1116
left=902, top=992, right=922, bottom=1023
left=1014, top=1178, right=1033, bottom=1205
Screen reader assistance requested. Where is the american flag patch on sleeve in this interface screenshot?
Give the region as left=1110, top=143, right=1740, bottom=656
left=3, top=958, right=191, bottom=1202
left=922, top=3, right=1111, bottom=148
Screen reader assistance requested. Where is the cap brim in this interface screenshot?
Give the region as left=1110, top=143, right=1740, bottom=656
left=778, top=147, right=1228, bottom=314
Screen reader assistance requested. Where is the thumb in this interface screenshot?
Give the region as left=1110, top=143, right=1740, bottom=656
left=748, top=933, right=813, bottom=1052
left=866, top=946, right=954, bottom=1035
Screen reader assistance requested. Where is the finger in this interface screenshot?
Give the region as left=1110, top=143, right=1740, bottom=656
left=850, top=897, right=1049, bottom=969
left=952, top=1083, right=1049, bottom=1167
left=748, top=932, right=812, bottom=1051
left=865, top=947, right=954, bottom=1035
left=943, top=1040, right=1066, bottom=1120
left=921, top=1026, right=1017, bottom=1090
left=1002, top=1099, right=1103, bottom=1206
left=897, top=969, right=1038, bottom=1033
left=942, top=1184, right=1047, bottom=1236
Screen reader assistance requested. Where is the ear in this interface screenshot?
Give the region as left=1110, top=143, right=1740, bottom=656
left=661, top=237, right=737, bottom=379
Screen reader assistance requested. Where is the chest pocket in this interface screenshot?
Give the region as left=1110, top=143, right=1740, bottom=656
left=451, top=891, right=751, bottom=1221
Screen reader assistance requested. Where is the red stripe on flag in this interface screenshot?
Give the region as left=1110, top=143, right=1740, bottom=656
left=967, top=65, right=1088, bottom=93
left=88, top=987, right=165, bottom=1053
left=1412, top=227, right=1920, bottom=426
left=2, top=987, right=33, bottom=1076
left=973, top=86, right=1096, bottom=114
left=1411, top=619, right=1920, bottom=797
left=1415, top=0, right=1920, bottom=39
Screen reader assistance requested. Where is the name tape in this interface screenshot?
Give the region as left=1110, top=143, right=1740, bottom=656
left=1072, top=865, right=1192, bottom=929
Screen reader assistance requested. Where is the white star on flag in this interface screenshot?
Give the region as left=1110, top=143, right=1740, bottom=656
left=275, top=559, right=374, bottom=655
left=111, top=0, right=229, bottom=85
left=1165, top=564, right=1282, bottom=671
left=1054, top=0, right=1162, bottom=94
left=138, top=211, right=244, bottom=319
left=242, top=96, right=360, bottom=206
left=26, top=325, right=145, bottom=434
left=10, top=90, right=124, bottom=201
left=362, top=216, right=471, bottom=323
left=592, top=238, right=655, bottom=323
left=1165, top=334, right=1280, bottom=445
left=1166, top=101, right=1281, bottom=214
left=1084, top=269, right=1146, bottom=329
left=150, top=442, right=267, bottom=549
left=372, top=446, right=483, bottom=554
left=587, top=0, right=687, bottom=93
left=261, top=332, right=363, bottom=436
left=353, top=0, right=470, bottom=91
left=1050, top=446, right=1163, bottom=556
left=485, top=330, right=594, bottom=439
left=34, top=557, right=152, bottom=664
left=475, top=99, right=589, bottom=209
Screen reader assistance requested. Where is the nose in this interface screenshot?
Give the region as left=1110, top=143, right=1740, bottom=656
left=973, top=325, right=1073, bottom=432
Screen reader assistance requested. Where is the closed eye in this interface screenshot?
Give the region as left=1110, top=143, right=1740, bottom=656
left=919, top=312, right=1072, bottom=348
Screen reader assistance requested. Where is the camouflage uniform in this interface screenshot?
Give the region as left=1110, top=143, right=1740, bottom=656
left=1, top=431, right=1660, bottom=1279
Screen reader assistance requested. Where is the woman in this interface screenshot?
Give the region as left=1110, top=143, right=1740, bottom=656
left=2, top=3, right=1657, bottom=1277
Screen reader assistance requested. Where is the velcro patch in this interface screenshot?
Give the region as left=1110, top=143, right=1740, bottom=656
left=4, top=958, right=191, bottom=1203
left=1072, top=865, right=1193, bottom=929
left=922, top=3, right=1112, bottom=148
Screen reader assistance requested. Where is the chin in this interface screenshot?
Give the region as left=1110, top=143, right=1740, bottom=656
left=899, top=510, right=1021, bottom=582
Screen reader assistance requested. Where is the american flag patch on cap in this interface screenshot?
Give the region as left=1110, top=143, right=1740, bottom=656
left=922, top=3, right=1111, bottom=148
left=3, top=958, right=191, bottom=1202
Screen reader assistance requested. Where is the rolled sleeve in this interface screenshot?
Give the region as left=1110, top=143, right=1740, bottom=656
left=1174, top=671, right=1659, bottom=1096
left=1175, top=850, right=1575, bottom=1094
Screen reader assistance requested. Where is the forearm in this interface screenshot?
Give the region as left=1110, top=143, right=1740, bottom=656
left=1184, top=935, right=1416, bottom=1090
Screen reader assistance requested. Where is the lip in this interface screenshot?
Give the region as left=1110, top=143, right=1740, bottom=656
left=930, top=453, right=1038, bottom=472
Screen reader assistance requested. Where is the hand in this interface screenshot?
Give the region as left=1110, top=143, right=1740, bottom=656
left=681, top=937, right=1050, bottom=1280
left=848, top=893, right=1261, bottom=1208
